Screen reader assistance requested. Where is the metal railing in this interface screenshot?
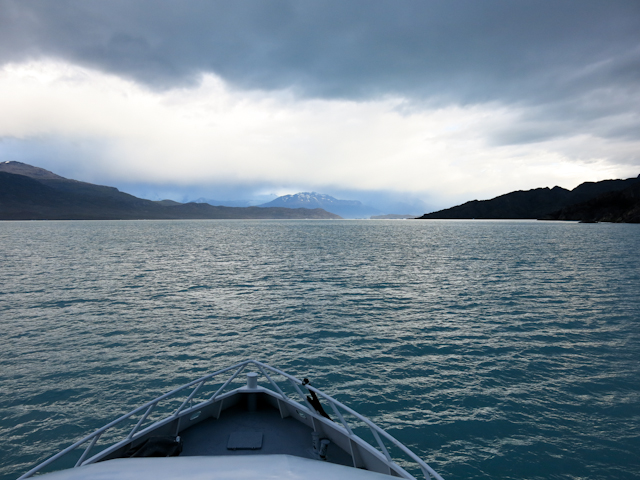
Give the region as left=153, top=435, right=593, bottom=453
left=18, top=359, right=443, bottom=480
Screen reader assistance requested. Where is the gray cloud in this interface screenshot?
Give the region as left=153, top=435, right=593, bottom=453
left=2, top=0, right=640, bottom=175
left=489, top=80, right=640, bottom=150
left=2, top=0, right=639, bottom=105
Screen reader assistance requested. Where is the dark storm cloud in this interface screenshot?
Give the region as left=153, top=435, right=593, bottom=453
left=1, top=0, right=639, bottom=102
left=2, top=0, right=640, bottom=150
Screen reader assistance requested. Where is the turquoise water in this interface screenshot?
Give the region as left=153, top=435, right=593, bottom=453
left=1, top=219, right=639, bottom=480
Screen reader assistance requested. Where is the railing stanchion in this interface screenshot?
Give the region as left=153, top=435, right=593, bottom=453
left=174, top=380, right=205, bottom=417
left=75, top=433, right=101, bottom=467
left=210, top=364, right=247, bottom=401
left=128, top=403, right=156, bottom=440
left=371, top=426, right=392, bottom=462
left=289, top=379, right=315, bottom=411
left=256, top=364, right=287, bottom=400
left=328, top=400, right=353, bottom=435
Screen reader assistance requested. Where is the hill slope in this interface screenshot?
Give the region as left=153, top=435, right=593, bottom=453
left=0, top=162, right=341, bottom=220
left=541, top=181, right=640, bottom=223
left=418, top=175, right=640, bottom=222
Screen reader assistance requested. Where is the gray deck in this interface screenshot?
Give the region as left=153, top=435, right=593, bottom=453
left=180, top=403, right=353, bottom=467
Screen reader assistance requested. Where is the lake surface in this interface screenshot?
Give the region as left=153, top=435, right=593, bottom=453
left=1, top=219, right=639, bottom=480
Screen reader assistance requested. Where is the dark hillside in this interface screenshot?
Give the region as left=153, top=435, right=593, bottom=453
left=419, top=186, right=571, bottom=219
left=542, top=180, right=640, bottom=223
left=418, top=175, right=640, bottom=221
left=0, top=171, right=178, bottom=220
left=0, top=163, right=341, bottom=220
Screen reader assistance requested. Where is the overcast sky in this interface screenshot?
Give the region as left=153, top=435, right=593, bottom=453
left=1, top=0, right=639, bottom=212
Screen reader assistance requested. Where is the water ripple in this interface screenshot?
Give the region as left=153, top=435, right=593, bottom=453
left=1, top=220, right=639, bottom=480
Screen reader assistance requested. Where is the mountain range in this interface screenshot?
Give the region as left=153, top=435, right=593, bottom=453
left=258, top=192, right=380, bottom=219
left=418, top=175, right=640, bottom=223
left=194, top=194, right=278, bottom=208
left=0, top=162, right=340, bottom=220
left=5, top=161, right=638, bottom=223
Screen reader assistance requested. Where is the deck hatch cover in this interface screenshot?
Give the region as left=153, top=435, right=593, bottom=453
left=227, top=432, right=263, bottom=450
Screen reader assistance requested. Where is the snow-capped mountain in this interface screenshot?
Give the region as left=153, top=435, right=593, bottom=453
left=259, top=192, right=380, bottom=218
